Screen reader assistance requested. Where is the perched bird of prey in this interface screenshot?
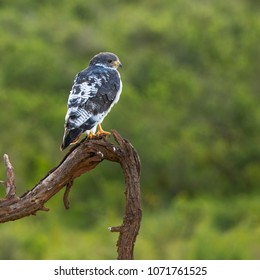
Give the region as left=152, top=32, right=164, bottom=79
left=61, top=52, right=122, bottom=150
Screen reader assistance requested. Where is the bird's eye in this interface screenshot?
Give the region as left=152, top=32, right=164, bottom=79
left=108, top=59, right=113, bottom=63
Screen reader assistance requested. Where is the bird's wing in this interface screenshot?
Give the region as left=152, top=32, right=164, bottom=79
left=65, top=66, right=121, bottom=131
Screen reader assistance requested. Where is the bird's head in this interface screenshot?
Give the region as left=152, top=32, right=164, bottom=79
left=89, top=52, right=122, bottom=69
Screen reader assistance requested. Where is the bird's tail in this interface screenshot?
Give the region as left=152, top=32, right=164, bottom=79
left=60, top=128, right=83, bottom=150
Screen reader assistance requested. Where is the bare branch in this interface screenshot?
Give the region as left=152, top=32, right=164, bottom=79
left=63, top=180, right=73, bottom=209
left=109, top=226, right=122, bottom=233
left=2, top=154, right=17, bottom=199
left=111, top=131, right=142, bottom=260
left=0, top=131, right=142, bottom=259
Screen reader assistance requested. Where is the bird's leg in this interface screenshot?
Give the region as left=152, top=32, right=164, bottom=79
left=96, top=123, right=111, bottom=136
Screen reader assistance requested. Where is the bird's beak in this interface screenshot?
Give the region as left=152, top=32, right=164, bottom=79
left=114, top=60, right=122, bottom=68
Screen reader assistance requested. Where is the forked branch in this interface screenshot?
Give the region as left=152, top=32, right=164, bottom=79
left=0, top=131, right=142, bottom=260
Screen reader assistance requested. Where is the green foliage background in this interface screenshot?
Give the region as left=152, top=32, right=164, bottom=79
left=0, top=0, right=259, bottom=259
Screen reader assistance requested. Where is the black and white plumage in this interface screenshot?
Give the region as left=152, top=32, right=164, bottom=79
left=61, top=52, right=122, bottom=150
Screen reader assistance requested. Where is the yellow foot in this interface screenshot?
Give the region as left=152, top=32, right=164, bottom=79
left=96, top=123, right=111, bottom=136
left=87, top=131, right=95, bottom=139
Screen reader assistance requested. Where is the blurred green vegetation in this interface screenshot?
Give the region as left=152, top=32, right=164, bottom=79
left=0, top=0, right=259, bottom=259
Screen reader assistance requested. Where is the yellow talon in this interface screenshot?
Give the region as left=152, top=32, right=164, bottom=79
left=87, top=131, right=95, bottom=139
left=96, top=123, right=111, bottom=136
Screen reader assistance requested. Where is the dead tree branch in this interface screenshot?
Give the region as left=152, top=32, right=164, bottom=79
left=2, top=154, right=17, bottom=199
left=0, top=131, right=142, bottom=260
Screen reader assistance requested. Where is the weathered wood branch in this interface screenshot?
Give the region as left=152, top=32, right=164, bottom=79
left=0, top=131, right=142, bottom=260
left=2, top=154, right=17, bottom=199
